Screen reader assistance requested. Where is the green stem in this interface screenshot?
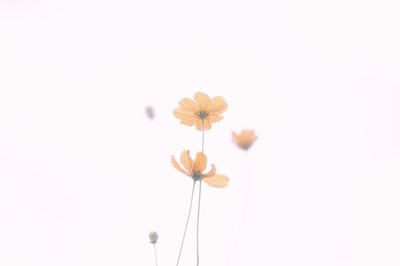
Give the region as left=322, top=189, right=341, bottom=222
left=153, top=244, right=158, bottom=266
left=176, top=181, right=196, bottom=266
left=201, top=122, right=205, bottom=153
left=196, top=179, right=202, bottom=266
left=197, top=121, right=205, bottom=266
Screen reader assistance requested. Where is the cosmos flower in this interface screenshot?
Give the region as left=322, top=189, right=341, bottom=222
left=232, top=129, right=257, bottom=150
left=149, top=231, right=158, bottom=244
left=171, top=150, right=229, bottom=188
left=173, top=92, right=228, bottom=130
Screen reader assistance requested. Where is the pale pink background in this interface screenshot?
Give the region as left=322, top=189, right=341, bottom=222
left=1, top=0, right=399, bottom=265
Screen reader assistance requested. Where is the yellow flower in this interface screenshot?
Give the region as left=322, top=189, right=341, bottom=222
left=232, top=129, right=257, bottom=150
left=173, top=92, right=228, bottom=130
left=171, top=150, right=229, bottom=188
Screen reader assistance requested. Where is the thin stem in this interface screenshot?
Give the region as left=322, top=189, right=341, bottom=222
left=153, top=244, right=158, bottom=266
left=176, top=181, right=196, bottom=266
left=201, top=123, right=205, bottom=153
left=197, top=121, right=205, bottom=266
left=196, top=179, right=202, bottom=266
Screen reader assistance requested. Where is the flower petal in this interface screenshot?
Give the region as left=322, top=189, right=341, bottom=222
left=193, top=152, right=207, bottom=173
left=207, top=114, right=223, bottom=123
left=180, top=150, right=193, bottom=174
left=202, top=119, right=212, bottom=130
left=203, top=174, right=229, bottom=188
left=171, top=156, right=189, bottom=176
left=194, top=92, right=210, bottom=110
left=195, top=120, right=202, bottom=130
left=203, top=164, right=216, bottom=177
left=195, top=119, right=212, bottom=130
left=207, top=96, right=228, bottom=115
left=174, top=108, right=197, bottom=126
left=179, top=98, right=199, bottom=113
left=173, top=108, right=195, bottom=120
left=180, top=117, right=197, bottom=126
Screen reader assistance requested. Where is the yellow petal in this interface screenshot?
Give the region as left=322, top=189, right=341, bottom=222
left=194, top=118, right=212, bottom=130
left=207, top=114, right=223, bottom=123
left=171, top=156, right=189, bottom=175
left=207, top=96, right=228, bottom=115
left=180, top=117, right=197, bottom=126
left=194, top=92, right=210, bottom=110
left=174, top=108, right=197, bottom=126
left=180, top=150, right=193, bottom=174
left=203, top=164, right=216, bottom=177
left=179, top=98, right=198, bottom=112
left=203, top=174, right=229, bottom=188
left=202, top=119, right=212, bottom=130
left=195, top=120, right=204, bottom=131
left=193, top=152, right=207, bottom=173
left=173, top=108, right=195, bottom=120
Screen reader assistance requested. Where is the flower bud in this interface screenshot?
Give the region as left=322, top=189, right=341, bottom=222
left=145, top=106, right=155, bottom=119
left=149, top=231, right=158, bottom=244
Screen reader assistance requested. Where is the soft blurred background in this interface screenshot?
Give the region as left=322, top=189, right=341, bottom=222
left=1, top=0, right=399, bottom=265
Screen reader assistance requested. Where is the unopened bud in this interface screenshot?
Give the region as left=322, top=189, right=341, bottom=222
left=149, top=231, right=158, bottom=244
left=145, top=106, right=155, bottom=119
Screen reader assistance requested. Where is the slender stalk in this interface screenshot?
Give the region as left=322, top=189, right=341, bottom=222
left=196, top=179, right=202, bottom=266
left=201, top=122, right=205, bottom=153
left=176, top=181, right=196, bottom=266
left=153, top=244, right=159, bottom=266
left=197, top=121, right=205, bottom=266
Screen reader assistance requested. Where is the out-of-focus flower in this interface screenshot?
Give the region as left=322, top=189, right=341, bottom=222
left=232, top=129, right=257, bottom=150
left=173, top=92, right=228, bottom=130
left=149, top=231, right=158, bottom=244
left=171, top=150, right=229, bottom=188
left=145, top=106, right=155, bottom=119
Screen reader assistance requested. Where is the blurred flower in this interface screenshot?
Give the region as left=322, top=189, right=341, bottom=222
left=173, top=92, right=228, bottom=130
left=171, top=150, right=229, bottom=188
left=232, top=129, right=257, bottom=150
left=149, top=231, right=158, bottom=244
left=145, top=106, right=155, bottom=119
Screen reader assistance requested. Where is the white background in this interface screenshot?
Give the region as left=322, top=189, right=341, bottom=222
left=1, top=0, right=400, bottom=265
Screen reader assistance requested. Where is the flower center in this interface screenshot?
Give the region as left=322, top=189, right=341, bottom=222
left=196, top=111, right=209, bottom=120
left=191, top=171, right=202, bottom=181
